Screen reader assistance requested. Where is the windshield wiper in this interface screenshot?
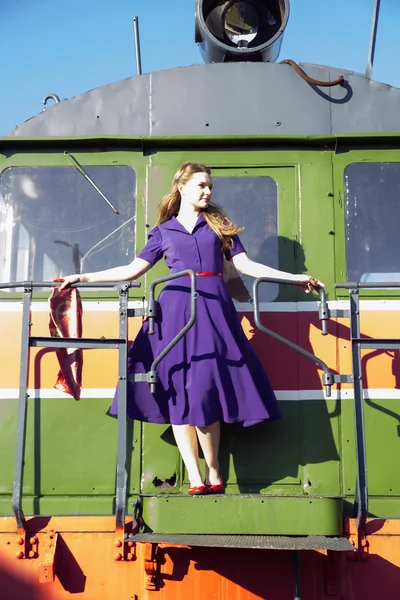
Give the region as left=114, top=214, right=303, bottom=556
left=64, top=151, right=119, bottom=215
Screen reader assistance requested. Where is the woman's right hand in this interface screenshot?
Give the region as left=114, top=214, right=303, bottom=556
left=54, top=275, right=82, bottom=290
left=294, top=274, right=324, bottom=294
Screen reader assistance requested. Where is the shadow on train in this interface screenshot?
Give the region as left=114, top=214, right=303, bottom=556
left=139, top=544, right=400, bottom=600
left=2, top=528, right=400, bottom=599
left=0, top=532, right=87, bottom=598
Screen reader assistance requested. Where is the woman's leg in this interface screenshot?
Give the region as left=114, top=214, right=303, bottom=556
left=172, top=424, right=203, bottom=487
left=196, top=421, right=221, bottom=485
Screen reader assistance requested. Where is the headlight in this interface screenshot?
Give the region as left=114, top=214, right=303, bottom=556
left=195, top=0, right=289, bottom=63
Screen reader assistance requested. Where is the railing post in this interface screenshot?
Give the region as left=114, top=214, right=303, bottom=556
left=349, top=290, right=368, bottom=529
left=115, top=284, right=130, bottom=537
left=12, top=284, right=33, bottom=536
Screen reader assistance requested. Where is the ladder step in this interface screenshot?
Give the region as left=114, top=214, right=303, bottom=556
left=30, top=337, right=125, bottom=349
left=126, top=533, right=354, bottom=551
left=353, top=338, right=400, bottom=350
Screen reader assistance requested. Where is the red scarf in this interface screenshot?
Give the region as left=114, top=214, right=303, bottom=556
left=49, top=287, right=83, bottom=400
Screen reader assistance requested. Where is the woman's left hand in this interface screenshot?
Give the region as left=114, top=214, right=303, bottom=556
left=295, top=275, right=324, bottom=294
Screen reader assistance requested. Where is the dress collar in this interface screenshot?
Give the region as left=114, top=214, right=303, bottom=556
left=161, top=212, right=206, bottom=234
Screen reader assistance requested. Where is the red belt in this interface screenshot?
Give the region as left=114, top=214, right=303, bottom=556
left=184, top=272, right=223, bottom=277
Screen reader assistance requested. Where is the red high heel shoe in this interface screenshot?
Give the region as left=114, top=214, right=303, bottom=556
left=205, top=478, right=224, bottom=494
left=188, top=484, right=207, bottom=495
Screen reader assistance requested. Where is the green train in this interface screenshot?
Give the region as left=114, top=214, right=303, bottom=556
left=1, top=1, right=400, bottom=598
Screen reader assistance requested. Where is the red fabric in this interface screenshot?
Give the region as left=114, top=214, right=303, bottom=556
left=48, top=287, right=83, bottom=400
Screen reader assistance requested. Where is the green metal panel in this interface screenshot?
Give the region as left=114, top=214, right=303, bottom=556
left=301, top=399, right=341, bottom=496
left=341, top=398, right=400, bottom=500
left=0, top=397, right=141, bottom=515
left=141, top=405, right=303, bottom=498
left=296, top=151, right=337, bottom=300
left=142, top=161, right=303, bottom=497
left=0, top=496, right=116, bottom=516
left=366, top=399, right=400, bottom=496
left=141, top=152, right=342, bottom=517
left=0, top=147, right=148, bottom=516
left=367, top=499, right=400, bottom=518
left=141, top=495, right=343, bottom=536
left=141, top=424, right=183, bottom=494
left=340, top=399, right=357, bottom=498
left=332, top=146, right=400, bottom=518
left=217, top=405, right=302, bottom=489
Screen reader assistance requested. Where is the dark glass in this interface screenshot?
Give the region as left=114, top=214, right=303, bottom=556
left=212, top=176, right=278, bottom=301
left=0, top=166, right=136, bottom=285
left=345, top=163, right=400, bottom=282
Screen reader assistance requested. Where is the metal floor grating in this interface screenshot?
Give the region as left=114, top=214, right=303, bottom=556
left=127, top=533, right=354, bottom=551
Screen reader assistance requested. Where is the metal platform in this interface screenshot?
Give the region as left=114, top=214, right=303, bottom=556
left=127, top=533, right=354, bottom=551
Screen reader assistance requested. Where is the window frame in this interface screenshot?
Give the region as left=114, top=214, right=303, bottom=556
left=333, top=148, right=400, bottom=299
left=0, top=150, right=145, bottom=300
left=209, top=166, right=300, bottom=304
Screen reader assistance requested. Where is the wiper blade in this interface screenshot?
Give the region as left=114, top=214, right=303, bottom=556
left=64, top=151, right=119, bottom=215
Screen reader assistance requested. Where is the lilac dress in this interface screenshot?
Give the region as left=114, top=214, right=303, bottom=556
left=109, top=213, right=281, bottom=427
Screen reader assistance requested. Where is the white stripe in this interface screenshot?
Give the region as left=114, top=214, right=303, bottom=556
left=0, top=388, right=116, bottom=400
left=235, top=299, right=400, bottom=312
left=2, top=298, right=400, bottom=314
left=1, top=388, right=400, bottom=401
left=0, top=301, right=145, bottom=313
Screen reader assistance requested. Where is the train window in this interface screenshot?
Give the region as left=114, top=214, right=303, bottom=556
left=212, top=176, right=278, bottom=301
left=0, top=166, right=136, bottom=287
left=345, top=163, right=400, bottom=282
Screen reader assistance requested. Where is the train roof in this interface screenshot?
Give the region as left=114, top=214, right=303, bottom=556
left=3, top=62, right=400, bottom=139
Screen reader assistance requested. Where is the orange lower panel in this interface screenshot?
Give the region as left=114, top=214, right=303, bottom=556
left=1, top=517, right=400, bottom=600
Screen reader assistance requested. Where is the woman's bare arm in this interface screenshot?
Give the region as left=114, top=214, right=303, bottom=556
left=231, top=252, right=323, bottom=292
left=59, top=257, right=152, bottom=289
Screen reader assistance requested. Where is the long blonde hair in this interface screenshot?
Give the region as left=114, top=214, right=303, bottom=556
left=156, top=162, right=244, bottom=252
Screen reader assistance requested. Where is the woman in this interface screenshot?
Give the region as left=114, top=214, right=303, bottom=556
left=60, top=163, right=323, bottom=495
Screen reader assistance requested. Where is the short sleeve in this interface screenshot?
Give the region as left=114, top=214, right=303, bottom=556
left=137, top=227, right=164, bottom=266
left=224, top=234, right=246, bottom=261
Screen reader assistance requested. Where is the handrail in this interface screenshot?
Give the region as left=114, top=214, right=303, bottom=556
left=141, top=270, right=197, bottom=393
left=335, top=282, right=400, bottom=531
left=4, top=280, right=140, bottom=539
left=0, top=280, right=140, bottom=290
left=253, top=278, right=334, bottom=396
left=337, top=282, right=400, bottom=289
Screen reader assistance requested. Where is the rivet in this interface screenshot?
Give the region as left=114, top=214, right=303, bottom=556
left=16, top=551, right=24, bottom=559
left=30, top=536, right=38, bottom=545
left=114, top=539, right=123, bottom=547
left=114, top=552, right=123, bottom=561
left=128, top=541, right=134, bottom=547
left=29, top=550, right=37, bottom=558
left=16, top=537, right=24, bottom=545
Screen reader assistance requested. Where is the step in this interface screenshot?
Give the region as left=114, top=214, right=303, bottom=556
left=127, top=533, right=354, bottom=551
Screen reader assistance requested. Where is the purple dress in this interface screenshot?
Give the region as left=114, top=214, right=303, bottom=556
left=109, top=213, right=281, bottom=427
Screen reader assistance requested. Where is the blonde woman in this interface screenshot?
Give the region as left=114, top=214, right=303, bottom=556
left=60, top=163, right=323, bottom=495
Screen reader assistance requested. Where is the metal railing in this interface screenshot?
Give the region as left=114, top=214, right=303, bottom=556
left=253, top=279, right=335, bottom=395
left=1, top=273, right=197, bottom=536
left=5, top=275, right=385, bottom=536
left=336, top=282, right=400, bottom=530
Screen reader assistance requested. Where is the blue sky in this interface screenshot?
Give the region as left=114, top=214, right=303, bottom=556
left=1, top=0, right=399, bottom=136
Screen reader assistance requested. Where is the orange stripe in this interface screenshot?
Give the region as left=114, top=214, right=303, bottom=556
left=2, top=309, right=400, bottom=390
